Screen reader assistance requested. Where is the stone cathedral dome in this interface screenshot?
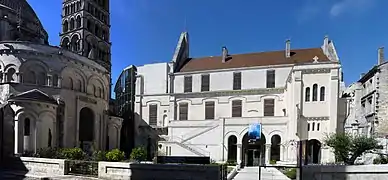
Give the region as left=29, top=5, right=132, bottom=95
left=0, top=0, right=49, bottom=44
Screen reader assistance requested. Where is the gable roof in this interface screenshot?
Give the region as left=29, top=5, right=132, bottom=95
left=8, top=89, right=57, bottom=104
left=178, top=48, right=331, bottom=72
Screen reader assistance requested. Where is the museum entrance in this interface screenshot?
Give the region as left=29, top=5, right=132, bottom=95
left=242, top=133, right=266, bottom=167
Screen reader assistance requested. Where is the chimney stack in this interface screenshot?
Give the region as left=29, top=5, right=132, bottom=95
left=222, top=46, right=228, bottom=63
left=285, top=39, right=291, bottom=58
left=378, top=47, right=385, bottom=65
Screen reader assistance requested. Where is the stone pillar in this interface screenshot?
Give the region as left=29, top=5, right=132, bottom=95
left=14, top=119, right=20, bottom=154
left=47, top=74, right=52, bottom=86
left=265, top=144, right=271, bottom=165
left=35, top=121, right=40, bottom=152
left=58, top=77, right=62, bottom=88
left=2, top=72, right=6, bottom=83
left=280, top=144, right=284, bottom=161
left=237, top=144, right=242, bottom=165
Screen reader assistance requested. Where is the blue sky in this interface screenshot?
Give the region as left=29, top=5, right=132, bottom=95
left=27, top=0, right=388, bottom=88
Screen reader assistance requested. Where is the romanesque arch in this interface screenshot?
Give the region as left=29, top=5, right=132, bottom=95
left=270, top=135, right=281, bottom=161
left=227, top=135, right=237, bottom=162
left=79, top=107, right=94, bottom=144
left=307, top=139, right=321, bottom=164
left=241, top=132, right=266, bottom=167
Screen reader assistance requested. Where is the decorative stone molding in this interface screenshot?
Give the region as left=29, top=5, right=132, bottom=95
left=78, top=95, right=97, bottom=104
left=173, top=88, right=285, bottom=99
left=305, top=116, right=330, bottom=121
left=301, top=68, right=331, bottom=74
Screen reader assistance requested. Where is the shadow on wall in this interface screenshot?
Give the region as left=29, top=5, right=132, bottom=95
left=128, top=163, right=221, bottom=180
left=0, top=104, right=29, bottom=179
left=133, top=113, right=162, bottom=161
left=300, top=165, right=347, bottom=180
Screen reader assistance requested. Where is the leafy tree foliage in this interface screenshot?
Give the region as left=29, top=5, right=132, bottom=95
left=324, top=133, right=381, bottom=165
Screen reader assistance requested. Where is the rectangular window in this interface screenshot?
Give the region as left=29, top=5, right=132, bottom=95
left=264, top=99, right=275, bottom=116
left=179, top=103, right=188, bottom=120
left=232, top=100, right=242, bottom=117
left=201, top=74, right=210, bottom=92
left=24, top=118, right=30, bottom=136
left=149, top=104, right=157, bottom=126
left=205, top=101, right=215, bottom=119
left=307, top=123, right=310, bottom=131
left=184, top=76, right=192, bottom=93
left=233, top=72, right=241, bottom=90
left=266, top=70, right=275, bottom=88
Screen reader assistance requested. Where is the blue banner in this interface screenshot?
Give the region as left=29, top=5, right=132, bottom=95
left=248, top=123, right=261, bottom=140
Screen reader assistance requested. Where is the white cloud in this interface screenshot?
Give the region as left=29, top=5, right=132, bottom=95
left=330, top=0, right=375, bottom=17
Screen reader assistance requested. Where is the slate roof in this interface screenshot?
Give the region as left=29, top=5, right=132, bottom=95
left=179, top=48, right=330, bottom=72
left=8, top=89, right=57, bottom=104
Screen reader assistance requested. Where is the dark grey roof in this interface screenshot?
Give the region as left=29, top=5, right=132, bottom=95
left=8, top=89, right=57, bottom=104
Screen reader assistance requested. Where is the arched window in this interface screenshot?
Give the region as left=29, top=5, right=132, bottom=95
left=70, top=18, right=75, bottom=30
left=76, top=16, right=82, bottom=28
left=37, top=72, right=46, bottom=86
left=7, top=68, right=16, bottom=82
left=24, top=118, right=30, bottom=136
left=25, top=71, right=36, bottom=84
left=305, top=87, right=311, bottom=102
left=320, top=86, right=325, bottom=101
left=63, top=21, right=68, bottom=32
left=227, top=135, right=237, bottom=161
left=312, top=84, right=318, bottom=101
left=53, top=75, right=59, bottom=87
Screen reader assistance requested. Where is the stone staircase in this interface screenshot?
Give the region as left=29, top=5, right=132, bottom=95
left=232, top=167, right=291, bottom=180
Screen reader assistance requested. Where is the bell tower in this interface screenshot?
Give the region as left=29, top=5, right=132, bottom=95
left=59, top=0, right=111, bottom=72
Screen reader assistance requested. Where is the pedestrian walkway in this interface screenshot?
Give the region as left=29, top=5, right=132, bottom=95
left=232, top=166, right=291, bottom=180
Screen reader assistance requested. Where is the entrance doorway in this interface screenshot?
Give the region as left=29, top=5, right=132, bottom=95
left=79, top=107, right=94, bottom=152
left=307, top=139, right=321, bottom=164
left=242, top=133, right=266, bottom=167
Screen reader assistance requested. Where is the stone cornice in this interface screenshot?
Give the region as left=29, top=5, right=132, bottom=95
left=301, top=68, right=331, bottom=74
left=304, top=116, right=330, bottom=121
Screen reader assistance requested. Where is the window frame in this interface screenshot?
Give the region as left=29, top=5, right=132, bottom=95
left=205, top=101, right=215, bottom=119
left=231, top=100, right=242, bottom=117
left=179, top=103, right=189, bottom=120
left=201, top=74, right=210, bottom=92
left=264, top=99, right=275, bottom=116
left=184, top=76, right=193, bottom=93
left=233, top=72, right=242, bottom=90
left=266, top=70, right=275, bottom=88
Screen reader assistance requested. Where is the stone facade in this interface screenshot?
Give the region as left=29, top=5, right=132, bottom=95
left=344, top=47, right=388, bottom=137
left=131, top=33, right=346, bottom=166
left=0, top=0, right=122, bottom=155
left=302, top=164, right=388, bottom=180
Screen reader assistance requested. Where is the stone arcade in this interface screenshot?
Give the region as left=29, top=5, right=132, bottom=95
left=0, top=0, right=122, bottom=157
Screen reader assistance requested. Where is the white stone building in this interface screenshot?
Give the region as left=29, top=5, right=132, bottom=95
left=0, top=0, right=122, bottom=156
left=133, top=32, right=346, bottom=166
left=344, top=47, right=388, bottom=138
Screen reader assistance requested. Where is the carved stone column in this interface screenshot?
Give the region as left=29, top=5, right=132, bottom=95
left=237, top=144, right=242, bottom=165
left=58, top=77, right=62, bottom=88
left=2, top=72, right=6, bottom=83
left=265, top=144, right=271, bottom=165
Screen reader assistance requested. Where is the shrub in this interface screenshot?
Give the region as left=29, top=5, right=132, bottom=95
left=325, top=133, right=381, bottom=165
left=60, top=148, right=86, bottom=160
left=270, top=159, right=277, bottom=165
left=130, top=147, right=147, bottom=162
left=226, top=160, right=237, bottom=166
left=284, top=168, right=297, bottom=180
left=373, top=155, right=388, bottom=164
left=34, top=147, right=60, bottom=158
left=106, top=149, right=125, bottom=162
left=91, top=150, right=107, bottom=161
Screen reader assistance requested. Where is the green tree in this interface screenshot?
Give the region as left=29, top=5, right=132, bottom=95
left=324, top=133, right=381, bottom=165
left=130, top=147, right=147, bottom=162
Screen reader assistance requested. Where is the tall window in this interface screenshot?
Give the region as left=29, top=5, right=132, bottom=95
left=24, top=118, right=30, bottom=136
left=149, top=104, right=157, bottom=126
left=232, top=100, right=242, bottom=117
left=184, top=76, right=192, bottom=93
left=179, top=103, right=188, bottom=120
left=264, top=99, right=275, bottom=116
left=312, top=84, right=318, bottom=101
left=201, top=74, right=210, bottom=92
left=205, top=101, right=215, bottom=119
left=266, top=70, right=275, bottom=88
left=233, top=72, right=241, bottom=90
left=320, top=86, right=325, bottom=101
left=305, top=87, right=311, bottom=102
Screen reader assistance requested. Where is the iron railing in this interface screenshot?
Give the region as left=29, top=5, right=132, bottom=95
left=66, top=160, right=98, bottom=177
